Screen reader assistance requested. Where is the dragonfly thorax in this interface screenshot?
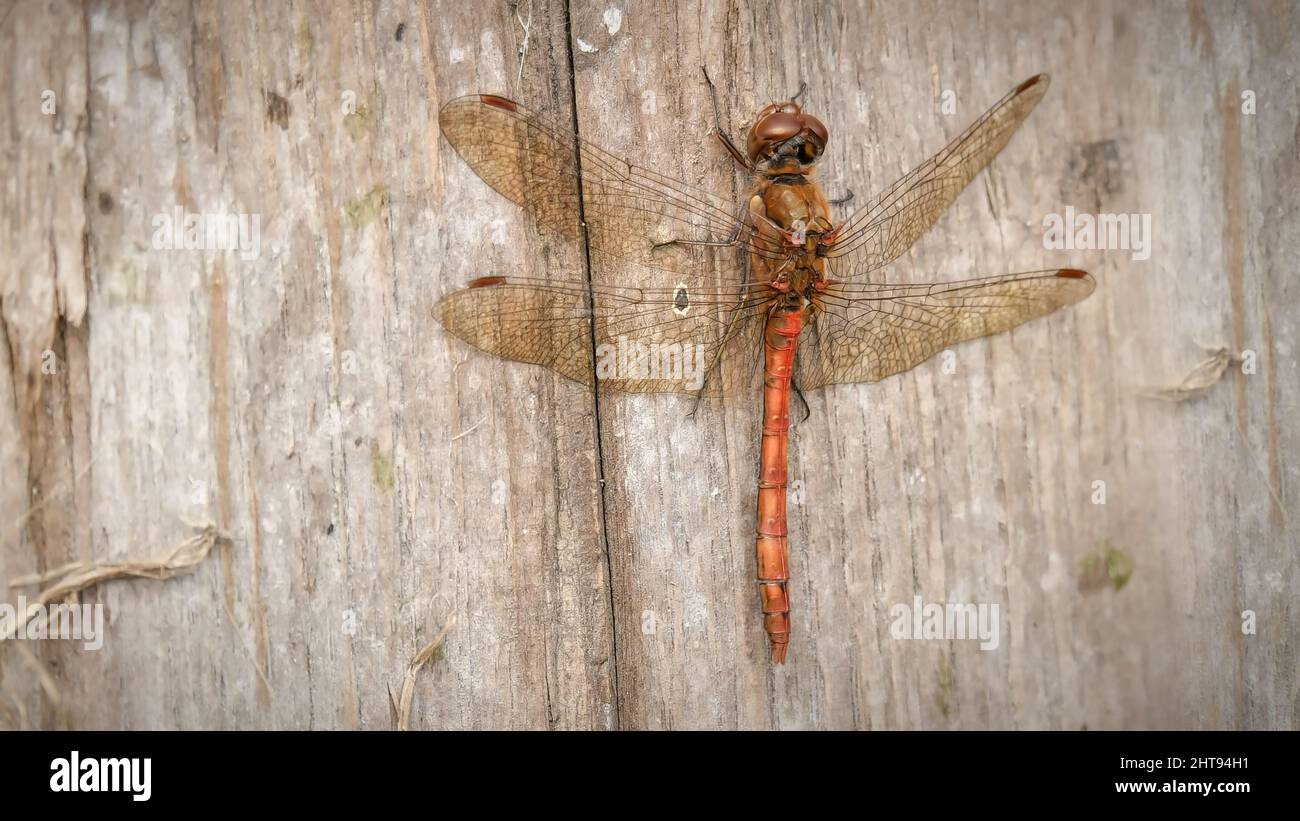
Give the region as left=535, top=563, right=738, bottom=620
left=773, top=268, right=817, bottom=294
left=758, top=176, right=834, bottom=235
left=768, top=287, right=811, bottom=316
left=751, top=174, right=834, bottom=295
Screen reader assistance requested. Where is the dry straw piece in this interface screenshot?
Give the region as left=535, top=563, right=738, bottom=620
left=1144, top=345, right=1240, bottom=402
left=393, top=613, right=458, bottom=730
left=1, top=522, right=228, bottom=728
left=1142, top=343, right=1286, bottom=518
left=2, top=522, right=225, bottom=644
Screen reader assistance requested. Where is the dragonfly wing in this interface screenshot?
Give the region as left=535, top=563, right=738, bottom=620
left=436, top=276, right=771, bottom=396
left=796, top=269, right=1094, bottom=389
left=825, top=75, right=1050, bottom=279
left=439, top=95, right=783, bottom=279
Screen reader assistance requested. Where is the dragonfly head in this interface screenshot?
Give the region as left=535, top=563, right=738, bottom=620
left=747, top=101, right=828, bottom=174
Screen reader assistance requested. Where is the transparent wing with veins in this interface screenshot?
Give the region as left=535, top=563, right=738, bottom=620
left=437, top=277, right=770, bottom=396
left=797, top=269, right=1095, bottom=389
left=436, top=94, right=784, bottom=395
left=825, top=74, right=1051, bottom=279
left=439, top=94, right=785, bottom=277
left=797, top=76, right=1091, bottom=387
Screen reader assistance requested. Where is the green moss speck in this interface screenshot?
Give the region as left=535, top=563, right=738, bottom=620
left=346, top=184, right=389, bottom=230
left=372, top=446, right=394, bottom=492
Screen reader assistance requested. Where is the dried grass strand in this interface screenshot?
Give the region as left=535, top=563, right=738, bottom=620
left=3, top=522, right=223, bottom=643
left=1143, top=345, right=1239, bottom=402
left=396, top=613, right=457, bottom=731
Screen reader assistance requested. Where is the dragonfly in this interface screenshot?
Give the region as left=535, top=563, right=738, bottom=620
left=435, top=73, right=1094, bottom=664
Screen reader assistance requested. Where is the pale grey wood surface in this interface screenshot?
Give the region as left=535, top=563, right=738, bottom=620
left=1, top=0, right=1294, bottom=729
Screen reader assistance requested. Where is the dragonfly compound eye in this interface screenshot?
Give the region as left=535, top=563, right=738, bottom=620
left=796, top=115, right=828, bottom=162
left=748, top=112, right=803, bottom=161
left=802, top=114, right=828, bottom=146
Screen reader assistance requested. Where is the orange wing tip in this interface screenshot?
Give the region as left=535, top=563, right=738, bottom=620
left=467, top=276, right=508, bottom=288
left=1057, top=268, right=1090, bottom=279
left=1017, top=73, right=1050, bottom=93
left=479, top=94, right=518, bottom=112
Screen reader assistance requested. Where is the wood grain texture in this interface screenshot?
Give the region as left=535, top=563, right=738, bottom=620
left=1, top=0, right=1295, bottom=730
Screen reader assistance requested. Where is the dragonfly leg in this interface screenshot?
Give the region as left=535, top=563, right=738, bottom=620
left=828, top=187, right=855, bottom=207
left=701, top=65, right=753, bottom=172
left=713, top=129, right=752, bottom=171
left=652, top=235, right=738, bottom=251
left=686, top=285, right=765, bottom=415
left=791, top=376, right=811, bottom=424
left=651, top=201, right=749, bottom=251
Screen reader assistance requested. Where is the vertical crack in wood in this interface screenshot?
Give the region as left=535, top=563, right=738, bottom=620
left=560, top=0, right=622, bottom=729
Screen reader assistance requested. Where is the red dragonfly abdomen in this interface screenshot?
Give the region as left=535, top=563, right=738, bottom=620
left=756, top=303, right=804, bottom=664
